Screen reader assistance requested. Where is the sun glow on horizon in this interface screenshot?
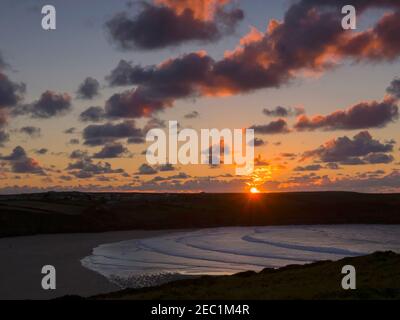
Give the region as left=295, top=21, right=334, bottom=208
left=246, top=166, right=275, bottom=194
left=250, top=187, right=260, bottom=194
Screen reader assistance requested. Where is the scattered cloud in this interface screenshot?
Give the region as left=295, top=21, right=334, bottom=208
left=387, top=77, right=400, bottom=99
left=143, top=117, right=166, bottom=133
left=70, top=149, right=89, bottom=159
left=80, top=106, right=105, bottom=122
left=76, top=77, right=100, bottom=100
left=158, top=163, right=176, bottom=172
left=136, top=163, right=158, bottom=175
left=83, top=120, right=144, bottom=146
left=184, top=110, right=200, bottom=119
left=251, top=119, right=290, bottom=135
left=34, top=148, right=48, bottom=155
left=102, top=1, right=400, bottom=120
left=252, top=137, right=266, bottom=147
left=263, top=106, right=304, bottom=118
left=64, top=127, right=77, bottom=134
left=19, top=126, right=41, bottom=138
left=105, top=0, right=243, bottom=50
left=302, top=131, right=395, bottom=165
left=295, top=97, right=398, bottom=131
left=92, top=142, right=130, bottom=159
left=0, top=72, right=25, bottom=109
left=69, top=138, right=80, bottom=145
left=0, top=146, right=45, bottom=175
left=294, top=164, right=323, bottom=172
left=14, top=91, right=72, bottom=118
left=67, top=158, right=124, bottom=178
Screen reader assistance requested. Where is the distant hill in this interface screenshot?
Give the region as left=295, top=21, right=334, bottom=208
left=1, top=192, right=400, bottom=237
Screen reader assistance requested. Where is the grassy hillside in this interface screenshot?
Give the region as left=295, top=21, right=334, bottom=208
left=93, top=251, right=400, bottom=300
left=1, top=192, right=400, bottom=237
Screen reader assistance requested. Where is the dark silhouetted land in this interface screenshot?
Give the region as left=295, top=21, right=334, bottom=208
left=1, top=192, right=400, bottom=237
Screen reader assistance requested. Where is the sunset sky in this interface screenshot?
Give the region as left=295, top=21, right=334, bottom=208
left=0, top=0, right=399, bottom=194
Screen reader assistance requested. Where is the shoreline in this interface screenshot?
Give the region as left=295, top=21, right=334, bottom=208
left=0, top=230, right=177, bottom=300
left=2, top=224, right=400, bottom=300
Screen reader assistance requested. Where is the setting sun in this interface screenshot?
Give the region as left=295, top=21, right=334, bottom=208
left=250, top=187, right=260, bottom=194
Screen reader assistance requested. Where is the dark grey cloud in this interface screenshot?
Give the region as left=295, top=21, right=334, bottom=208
left=387, top=77, right=400, bottom=99
left=303, top=131, right=394, bottom=165
left=59, top=175, right=73, bottom=181
left=0, top=146, right=45, bottom=175
left=11, top=158, right=45, bottom=175
left=104, top=88, right=167, bottom=119
left=76, top=77, right=100, bottom=100
left=0, top=145, right=27, bottom=160
left=0, top=72, right=25, bottom=109
left=92, top=142, right=129, bottom=159
left=150, top=172, right=190, bottom=182
left=67, top=158, right=124, bottom=178
left=134, top=175, right=246, bottom=192
left=0, top=110, right=6, bottom=127
left=252, top=138, right=266, bottom=147
left=14, top=91, right=72, bottom=118
left=105, top=1, right=243, bottom=50
left=363, top=153, right=394, bottom=164
left=280, top=152, right=297, bottom=159
left=128, top=136, right=146, bottom=144
left=136, top=163, right=158, bottom=175
left=143, top=117, right=166, bottom=133
left=20, top=126, right=41, bottom=138
left=80, top=106, right=105, bottom=122
left=64, top=127, right=77, bottom=134
left=158, top=163, right=176, bottom=172
left=104, top=53, right=213, bottom=118
left=326, top=162, right=341, bottom=170
left=294, top=164, right=323, bottom=172
left=263, top=106, right=304, bottom=118
left=70, top=149, right=88, bottom=159
left=251, top=119, right=290, bottom=135
left=83, top=120, right=144, bottom=146
left=0, top=111, right=8, bottom=146
left=69, top=138, right=80, bottom=145
left=34, top=148, right=48, bottom=155
left=184, top=111, right=200, bottom=119
left=295, top=98, right=398, bottom=131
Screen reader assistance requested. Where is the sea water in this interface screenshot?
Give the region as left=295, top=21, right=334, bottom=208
left=81, top=225, right=400, bottom=288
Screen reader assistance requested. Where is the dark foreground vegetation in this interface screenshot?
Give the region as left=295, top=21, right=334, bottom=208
left=1, top=191, right=400, bottom=237
left=92, top=251, right=400, bottom=300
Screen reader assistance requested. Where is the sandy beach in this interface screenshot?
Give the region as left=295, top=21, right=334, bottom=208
left=0, top=230, right=173, bottom=300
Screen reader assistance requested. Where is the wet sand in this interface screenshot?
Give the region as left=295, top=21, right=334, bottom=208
left=0, top=230, right=174, bottom=300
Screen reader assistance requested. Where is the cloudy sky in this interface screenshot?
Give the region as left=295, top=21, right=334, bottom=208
left=0, top=0, right=400, bottom=194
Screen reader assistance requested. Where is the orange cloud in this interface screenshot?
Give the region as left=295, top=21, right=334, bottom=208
left=155, top=0, right=230, bottom=20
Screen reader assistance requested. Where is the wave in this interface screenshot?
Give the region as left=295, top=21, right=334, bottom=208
left=81, top=225, right=400, bottom=289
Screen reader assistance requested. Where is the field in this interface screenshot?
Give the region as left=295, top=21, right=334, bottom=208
left=1, top=192, right=400, bottom=237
